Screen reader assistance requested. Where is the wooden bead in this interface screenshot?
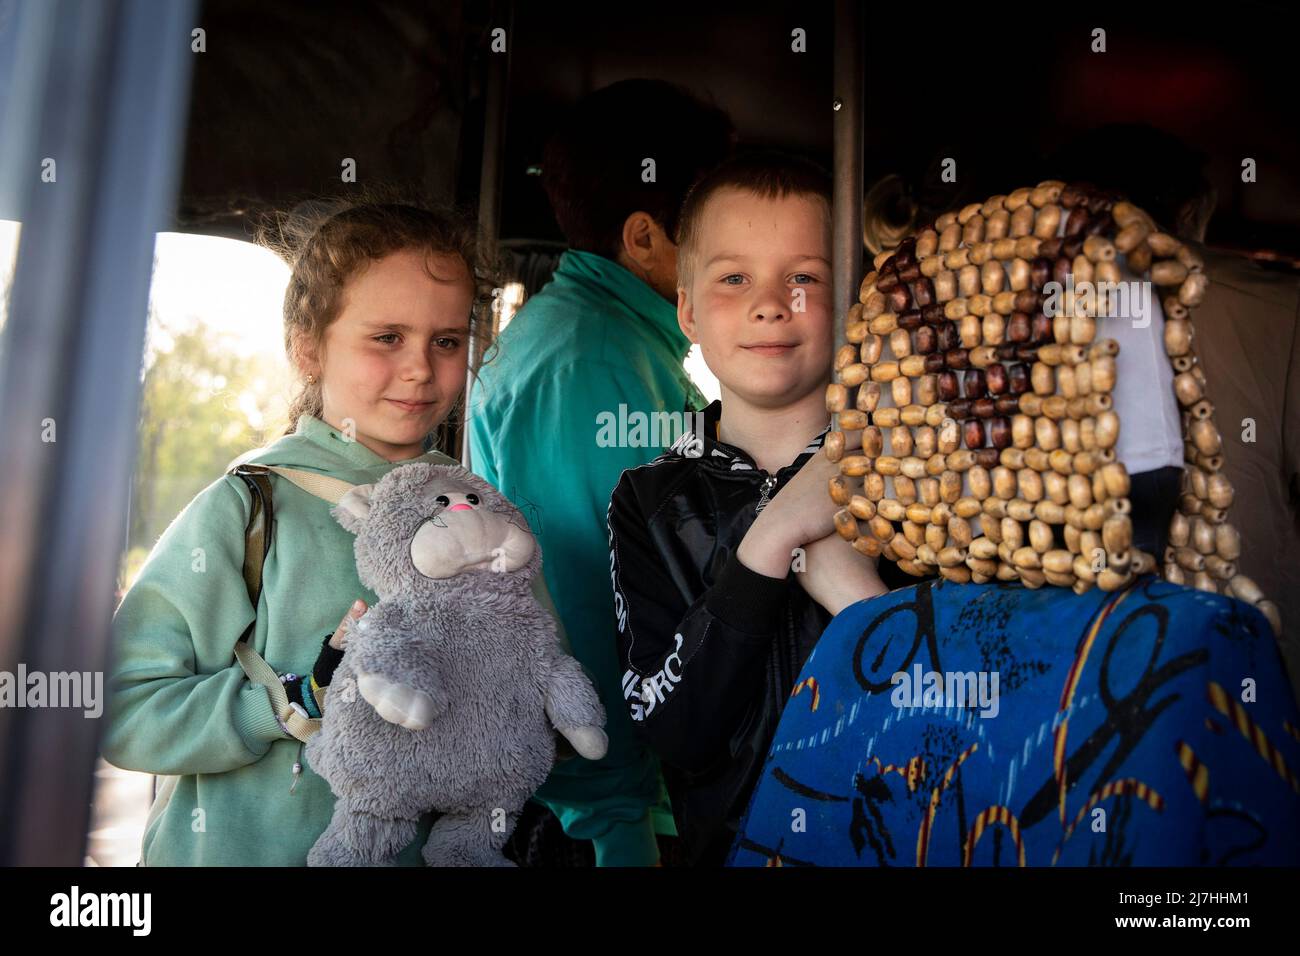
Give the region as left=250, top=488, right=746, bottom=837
left=1094, top=411, right=1119, bottom=449
left=827, top=383, right=848, bottom=412
left=849, top=495, right=876, bottom=520
left=1097, top=568, right=1131, bottom=592
left=1215, top=523, right=1241, bottom=561
left=1229, top=574, right=1264, bottom=605
left=842, top=364, right=870, bottom=387
left=829, top=475, right=852, bottom=505
left=867, top=514, right=893, bottom=541
left=1033, top=204, right=1062, bottom=239
left=890, top=533, right=917, bottom=561
left=840, top=455, right=871, bottom=477
left=834, top=509, right=860, bottom=541
left=892, top=376, right=914, bottom=406
left=864, top=472, right=886, bottom=501
left=1068, top=473, right=1092, bottom=509
left=852, top=535, right=883, bottom=558
left=1028, top=519, right=1054, bottom=553
left=870, top=361, right=901, bottom=383
left=1207, top=473, right=1233, bottom=510
left=1189, top=419, right=1222, bottom=457
left=1145, top=232, right=1180, bottom=257
left=1163, top=318, right=1192, bottom=357
left=1179, top=273, right=1208, bottom=307
left=1102, top=515, right=1132, bottom=554
left=860, top=425, right=883, bottom=457
left=825, top=431, right=846, bottom=462
left=1014, top=466, right=1041, bottom=502
left=1012, top=546, right=1042, bottom=570
left=1100, top=462, right=1129, bottom=499
left=856, top=381, right=882, bottom=413
left=838, top=409, right=868, bottom=431
left=877, top=498, right=906, bottom=521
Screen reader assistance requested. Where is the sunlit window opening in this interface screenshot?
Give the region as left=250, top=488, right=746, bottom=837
left=0, top=219, right=21, bottom=339
left=90, top=232, right=290, bottom=868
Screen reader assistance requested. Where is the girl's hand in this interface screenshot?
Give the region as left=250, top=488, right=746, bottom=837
left=796, top=533, right=887, bottom=617
left=330, top=599, right=368, bottom=650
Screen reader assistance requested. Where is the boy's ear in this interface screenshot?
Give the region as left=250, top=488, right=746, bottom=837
left=332, top=483, right=375, bottom=534
left=677, top=287, right=698, bottom=344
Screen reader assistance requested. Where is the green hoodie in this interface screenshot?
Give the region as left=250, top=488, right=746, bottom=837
left=468, top=250, right=706, bottom=866
left=102, top=414, right=527, bottom=865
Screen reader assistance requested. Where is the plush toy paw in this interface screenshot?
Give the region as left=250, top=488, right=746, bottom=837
left=357, top=672, right=437, bottom=730
left=561, top=725, right=608, bottom=760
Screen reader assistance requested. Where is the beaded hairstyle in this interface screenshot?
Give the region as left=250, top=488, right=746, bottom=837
left=825, top=180, right=1280, bottom=636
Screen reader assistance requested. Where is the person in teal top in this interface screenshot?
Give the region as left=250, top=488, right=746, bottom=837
left=468, top=80, right=733, bottom=866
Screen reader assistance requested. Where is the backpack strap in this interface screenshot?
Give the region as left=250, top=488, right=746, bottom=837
left=228, top=464, right=322, bottom=742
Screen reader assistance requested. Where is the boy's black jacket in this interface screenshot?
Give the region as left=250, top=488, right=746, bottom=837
left=607, top=399, right=908, bottom=866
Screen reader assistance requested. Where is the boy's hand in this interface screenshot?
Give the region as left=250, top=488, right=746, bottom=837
left=737, top=436, right=859, bottom=579
left=796, top=532, right=887, bottom=617
left=330, top=599, right=367, bottom=650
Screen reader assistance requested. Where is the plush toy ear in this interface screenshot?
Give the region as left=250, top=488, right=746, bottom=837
left=332, top=483, right=374, bottom=534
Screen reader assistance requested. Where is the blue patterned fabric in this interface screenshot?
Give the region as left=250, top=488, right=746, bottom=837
left=730, top=577, right=1300, bottom=866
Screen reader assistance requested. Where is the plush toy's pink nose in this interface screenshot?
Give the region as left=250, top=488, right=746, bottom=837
left=448, top=503, right=473, bottom=511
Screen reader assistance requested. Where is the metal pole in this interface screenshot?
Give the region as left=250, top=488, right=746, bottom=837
left=463, top=0, right=514, bottom=469
left=831, top=0, right=865, bottom=405
left=0, top=0, right=197, bottom=865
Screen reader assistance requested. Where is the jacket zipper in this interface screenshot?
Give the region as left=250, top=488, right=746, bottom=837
left=754, top=474, right=777, bottom=515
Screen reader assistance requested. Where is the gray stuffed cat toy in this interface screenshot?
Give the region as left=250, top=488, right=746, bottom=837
left=305, top=462, right=608, bottom=866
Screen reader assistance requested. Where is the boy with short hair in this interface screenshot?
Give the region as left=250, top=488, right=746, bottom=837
left=607, top=153, right=891, bottom=865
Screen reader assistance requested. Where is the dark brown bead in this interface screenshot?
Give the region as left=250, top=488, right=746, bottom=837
left=1030, top=257, right=1052, bottom=290
left=1013, top=290, right=1039, bottom=313
left=1007, top=312, right=1032, bottom=343
left=1016, top=344, right=1040, bottom=362
left=963, top=419, right=985, bottom=449
left=989, top=417, right=1011, bottom=449
left=937, top=371, right=960, bottom=402
left=921, top=303, right=945, bottom=325
left=1064, top=205, right=1089, bottom=237
left=897, top=309, right=923, bottom=330
left=1038, top=236, right=1064, bottom=259
left=894, top=246, right=915, bottom=269
left=1061, top=183, right=1088, bottom=209
left=1007, top=363, right=1030, bottom=394
left=886, top=285, right=911, bottom=312
left=948, top=398, right=973, bottom=420
left=1053, top=256, right=1072, bottom=288
left=1085, top=213, right=1109, bottom=237
left=996, top=344, right=1019, bottom=360
left=924, top=353, right=946, bottom=373
left=937, top=321, right=959, bottom=352
left=963, top=368, right=986, bottom=398
left=945, top=348, right=971, bottom=370
left=1030, top=314, right=1052, bottom=343
left=898, top=262, right=921, bottom=283
left=973, top=397, right=995, bottom=419
left=994, top=394, right=1020, bottom=415
left=974, top=448, right=1001, bottom=469
left=877, top=271, right=899, bottom=293
left=1062, top=236, right=1083, bottom=259
left=914, top=324, right=938, bottom=353
left=910, top=277, right=935, bottom=307
left=986, top=363, right=1008, bottom=394
left=1086, top=193, right=1112, bottom=216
